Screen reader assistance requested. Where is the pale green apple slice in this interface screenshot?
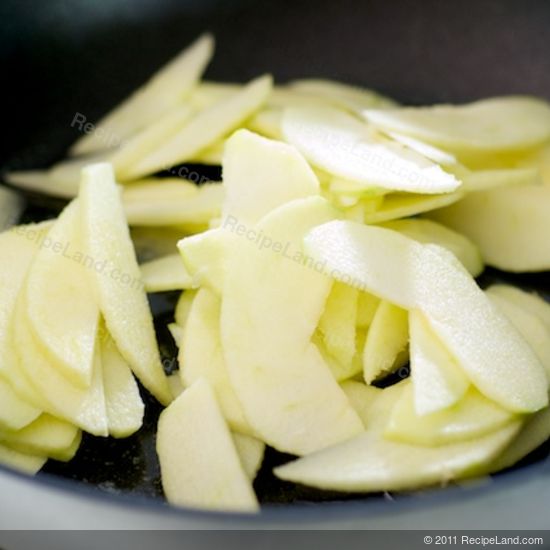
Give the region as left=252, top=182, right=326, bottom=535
left=356, top=291, right=380, bottom=329
left=409, top=310, right=470, bottom=416
left=189, top=81, right=241, bottom=110
left=461, top=167, right=539, bottom=193
left=274, top=381, right=522, bottom=492
left=340, top=380, right=382, bottom=425
left=364, top=96, right=550, bottom=156
left=122, top=181, right=224, bottom=227
left=282, top=106, right=461, bottom=194
left=179, top=288, right=252, bottom=435
left=70, top=34, right=214, bottom=156
left=362, top=301, right=409, bottom=384
left=168, top=322, right=183, bottom=344
left=167, top=371, right=184, bottom=399
left=317, top=282, right=358, bottom=368
left=189, top=140, right=225, bottom=165
left=25, top=201, right=99, bottom=388
left=312, top=332, right=360, bottom=382
left=157, top=379, right=259, bottom=512
left=428, top=185, right=550, bottom=272
left=4, top=170, right=73, bottom=198
left=0, top=186, right=24, bottom=230
left=303, top=220, right=548, bottom=412
left=101, top=326, right=144, bottom=438
left=247, top=107, right=284, bottom=139
left=79, top=163, right=172, bottom=405
left=363, top=190, right=464, bottom=224
left=0, top=379, right=40, bottom=432
left=174, top=290, right=197, bottom=327
left=380, top=219, right=483, bottom=277
left=385, top=382, right=516, bottom=447
left=140, top=254, right=193, bottom=293
left=0, top=444, right=46, bottom=474
left=221, top=129, right=319, bottom=224
left=126, top=75, right=272, bottom=179
left=221, top=197, right=363, bottom=455
left=0, top=414, right=80, bottom=461
left=232, top=433, right=265, bottom=481
left=383, top=132, right=458, bottom=166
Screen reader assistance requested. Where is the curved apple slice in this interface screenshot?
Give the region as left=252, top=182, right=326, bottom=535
left=232, top=433, right=265, bottom=481
left=174, top=290, right=197, bottom=327
left=79, top=163, right=172, bottom=405
left=282, top=106, right=461, bottom=194
left=0, top=444, right=46, bottom=474
left=157, top=379, right=259, bottom=512
left=221, top=197, right=363, bottom=455
left=303, top=221, right=548, bottom=413
left=140, top=254, right=193, bottom=293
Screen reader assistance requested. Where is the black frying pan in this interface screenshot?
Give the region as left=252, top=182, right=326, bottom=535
left=2, top=0, right=550, bottom=523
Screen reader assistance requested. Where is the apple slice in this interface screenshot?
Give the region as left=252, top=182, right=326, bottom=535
left=174, top=290, right=197, bottom=327
left=303, top=221, right=548, bottom=412
left=70, top=34, right=214, bottom=156
left=126, top=75, right=272, bottom=179
left=179, top=288, right=251, bottom=435
left=221, top=129, right=319, bottom=224
left=364, top=96, right=550, bottom=157
left=189, top=140, right=225, bottom=165
left=80, top=164, right=171, bottom=405
left=381, top=219, right=483, bottom=277
left=356, top=292, right=380, bottom=329
left=25, top=200, right=100, bottom=388
left=247, top=107, right=285, bottom=139
left=428, top=185, right=550, bottom=272
left=0, top=379, right=40, bottom=432
left=3, top=170, right=76, bottom=199
left=274, top=381, right=522, bottom=492
left=156, top=379, right=259, bottom=512
left=0, top=186, right=24, bottom=231
left=282, top=106, right=461, bottom=194
left=461, top=167, right=539, bottom=192
left=232, top=433, right=265, bottom=481
left=221, top=197, right=363, bottom=455
left=190, top=81, right=242, bottom=110
left=385, top=382, right=515, bottom=447
left=363, top=301, right=409, bottom=384
left=0, top=444, right=46, bottom=474
left=167, top=372, right=184, bottom=399
left=140, top=254, right=193, bottom=293
left=409, top=310, right=470, bottom=416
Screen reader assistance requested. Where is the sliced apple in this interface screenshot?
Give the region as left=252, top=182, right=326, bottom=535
left=126, top=75, right=272, bottom=179
left=140, top=254, right=193, bottom=293
left=232, top=433, right=265, bottom=481
left=274, top=381, right=522, bottom=492
left=282, top=106, right=461, bottom=194
left=79, top=163, right=172, bottom=405
left=0, top=444, right=46, bottom=474
left=409, top=310, right=470, bottom=416
left=3, top=170, right=76, bottom=199
left=156, top=379, right=259, bottom=512
left=221, top=197, right=363, bottom=455
left=189, top=140, right=225, bottom=165
left=174, top=290, right=197, bottom=327
left=0, top=379, right=40, bottom=432
left=303, top=220, right=548, bottom=412
left=356, top=291, right=380, bottom=329
left=167, top=371, right=184, bottom=399
left=70, top=34, right=214, bottom=156
left=363, top=301, right=409, bottom=384
left=461, top=167, right=539, bottom=192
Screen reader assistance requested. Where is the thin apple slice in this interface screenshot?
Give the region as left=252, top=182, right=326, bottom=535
left=312, top=332, right=361, bottom=382
left=0, top=186, right=24, bottom=231
left=409, top=310, right=470, bottom=416
left=356, top=291, right=380, bottom=329
left=70, top=34, right=214, bottom=156
left=0, top=379, right=40, bottom=432
left=221, top=197, right=363, bottom=455
left=140, top=254, right=193, bottom=293
left=167, top=372, right=184, bottom=399
left=232, top=433, right=265, bottom=481
left=79, top=163, right=172, bottom=405
left=221, top=129, right=319, bottom=224
left=461, top=167, right=539, bottom=192
left=385, top=382, right=515, bottom=447
left=282, top=106, right=461, bottom=194
left=428, top=185, right=550, bottom=272
left=130, top=226, right=184, bottom=262
left=303, top=220, right=548, bottom=413
left=168, top=322, right=183, bottom=344
left=0, top=444, right=46, bottom=474
left=126, top=75, right=272, bottom=179
left=0, top=414, right=81, bottom=461
left=189, top=81, right=241, bottom=110
left=101, top=326, right=144, bottom=438
left=174, top=290, right=197, bottom=327
left=362, top=301, right=409, bottom=384
left=25, top=201, right=99, bottom=388
left=380, top=219, right=483, bottom=277
left=247, top=107, right=285, bottom=139
left=156, top=379, right=259, bottom=512
left=340, top=380, right=382, bottom=425
left=179, top=288, right=251, bottom=435
left=364, top=96, right=550, bottom=156
left=189, top=140, right=225, bottom=165
left=274, top=381, right=522, bottom=492
left=3, top=170, right=73, bottom=198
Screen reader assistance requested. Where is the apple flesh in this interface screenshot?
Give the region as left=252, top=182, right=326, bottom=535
left=232, top=433, right=265, bottom=481
left=140, top=254, right=193, bottom=293
left=0, top=444, right=46, bottom=474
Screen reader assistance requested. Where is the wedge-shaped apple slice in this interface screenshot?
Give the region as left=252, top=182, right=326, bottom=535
left=0, top=414, right=81, bottom=462
left=222, top=129, right=319, bottom=224
left=364, top=96, right=550, bottom=157
left=174, top=290, right=197, bottom=327
left=381, top=219, right=483, bottom=277
left=356, top=291, right=380, bottom=329
left=385, top=382, right=516, bottom=447
left=0, top=444, right=46, bottom=474
left=275, top=381, right=522, bottom=492
left=79, top=163, right=172, bottom=405
left=409, top=310, right=470, bottom=416
left=25, top=201, right=99, bottom=388
left=3, top=170, right=75, bottom=199
left=232, top=433, right=265, bottom=481
left=0, top=186, right=24, bottom=231
left=221, top=197, right=363, bottom=455
left=363, top=301, right=409, bottom=384
left=140, top=254, right=193, bottom=293
left=428, top=185, right=550, bottom=272
left=70, top=34, right=214, bottom=156
left=100, top=325, right=144, bottom=438
left=157, top=379, right=259, bottom=512
left=303, top=221, right=548, bottom=413
left=312, top=332, right=362, bottom=382
left=282, top=106, right=461, bottom=194
left=126, top=75, right=272, bottom=179
left=179, top=288, right=251, bottom=435
left=0, top=379, right=40, bottom=432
